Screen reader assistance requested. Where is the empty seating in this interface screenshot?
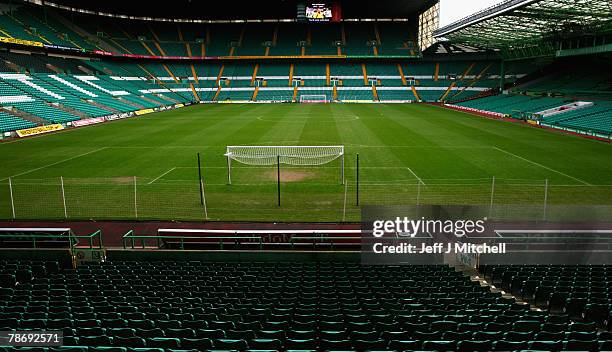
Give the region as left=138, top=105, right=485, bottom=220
left=0, top=259, right=610, bottom=351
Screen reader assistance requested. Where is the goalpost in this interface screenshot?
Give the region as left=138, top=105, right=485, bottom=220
left=224, top=146, right=344, bottom=185
left=300, top=94, right=329, bottom=103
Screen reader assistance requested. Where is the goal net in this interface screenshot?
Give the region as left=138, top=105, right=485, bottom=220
left=300, top=94, right=329, bottom=103
left=225, top=146, right=344, bottom=184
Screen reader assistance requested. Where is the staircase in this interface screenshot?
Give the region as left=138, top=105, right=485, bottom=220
left=439, top=82, right=456, bottom=102
left=89, top=100, right=120, bottom=114
left=140, top=41, right=158, bottom=56
left=48, top=10, right=120, bottom=53
left=45, top=64, right=64, bottom=74
left=361, top=64, right=368, bottom=85
left=449, top=63, right=493, bottom=101
left=288, top=64, right=294, bottom=86
left=51, top=103, right=89, bottom=119
left=251, top=87, right=259, bottom=102
left=397, top=64, right=407, bottom=86
left=449, top=88, right=498, bottom=105
left=251, top=64, right=259, bottom=86
left=190, top=64, right=199, bottom=84
left=216, top=65, right=225, bottom=86
left=2, top=60, right=21, bottom=73
left=212, top=86, right=222, bottom=102
left=2, top=107, right=45, bottom=125
left=77, top=65, right=94, bottom=75
left=411, top=86, right=421, bottom=101
left=157, top=94, right=180, bottom=104
left=140, top=95, right=166, bottom=106
left=189, top=83, right=200, bottom=102
left=118, top=97, right=145, bottom=109
left=434, top=63, right=440, bottom=81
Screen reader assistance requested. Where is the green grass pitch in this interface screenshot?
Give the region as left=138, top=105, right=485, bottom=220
left=1, top=103, right=611, bottom=222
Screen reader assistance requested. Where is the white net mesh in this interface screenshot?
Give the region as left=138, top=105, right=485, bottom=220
left=225, top=146, right=344, bottom=166
left=300, top=95, right=328, bottom=103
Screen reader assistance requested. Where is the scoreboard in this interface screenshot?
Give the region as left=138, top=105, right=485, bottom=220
left=297, top=2, right=342, bottom=22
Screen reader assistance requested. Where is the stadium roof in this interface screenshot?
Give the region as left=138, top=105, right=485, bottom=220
left=434, top=0, right=612, bottom=49
left=32, top=0, right=437, bottom=21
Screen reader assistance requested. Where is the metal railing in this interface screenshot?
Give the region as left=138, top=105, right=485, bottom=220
left=122, top=229, right=362, bottom=250
left=0, top=227, right=102, bottom=249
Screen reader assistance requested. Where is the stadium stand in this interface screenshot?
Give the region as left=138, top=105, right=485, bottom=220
left=0, top=1, right=611, bottom=351
left=0, top=54, right=537, bottom=132
left=0, top=257, right=610, bottom=351
left=0, top=2, right=425, bottom=58
left=451, top=56, right=612, bottom=135
left=0, top=0, right=535, bottom=134
left=0, top=0, right=606, bottom=140
left=0, top=109, right=35, bottom=132
left=480, top=264, right=611, bottom=320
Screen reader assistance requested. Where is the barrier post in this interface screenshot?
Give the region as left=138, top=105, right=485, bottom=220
left=227, top=155, right=232, bottom=185
left=489, top=176, right=495, bottom=218
left=201, top=179, right=209, bottom=220
left=340, top=152, right=344, bottom=185
left=8, top=177, right=15, bottom=219
left=197, top=153, right=204, bottom=205
left=277, top=155, right=281, bottom=207
left=543, top=179, right=548, bottom=220
left=134, top=176, right=138, bottom=219
left=60, top=176, right=67, bottom=219
left=342, top=179, right=348, bottom=221
left=356, top=154, right=359, bottom=206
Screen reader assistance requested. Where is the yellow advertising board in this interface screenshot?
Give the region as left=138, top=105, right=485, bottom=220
left=135, top=109, right=155, bottom=116
left=16, top=124, right=63, bottom=137
left=0, top=36, right=44, bottom=47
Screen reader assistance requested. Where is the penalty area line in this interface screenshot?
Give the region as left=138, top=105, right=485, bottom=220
left=493, top=146, right=591, bottom=186
left=405, top=167, right=426, bottom=185
left=0, top=147, right=108, bottom=181
left=148, top=167, right=177, bottom=185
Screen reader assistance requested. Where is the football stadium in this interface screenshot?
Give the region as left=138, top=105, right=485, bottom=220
left=0, top=0, right=611, bottom=351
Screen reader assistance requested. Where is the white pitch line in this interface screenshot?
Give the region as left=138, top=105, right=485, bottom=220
left=174, top=166, right=433, bottom=170
left=0, top=147, right=107, bottom=181
left=103, top=145, right=493, bottom=149
left=493, top=146, right=591, bottom=186
left=405, top=167, right=425, bottom=185
left=148, top=167, right=176, bottom=185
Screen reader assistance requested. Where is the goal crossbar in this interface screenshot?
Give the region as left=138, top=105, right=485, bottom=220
left=225, top=146, right=344, bottom=184
left=300, top=94, right=329, bottom=103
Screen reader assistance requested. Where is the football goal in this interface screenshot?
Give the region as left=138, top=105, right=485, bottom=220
left=224, top=146, right=344, bottom=184
left=300, top=94, right=329, bottom=103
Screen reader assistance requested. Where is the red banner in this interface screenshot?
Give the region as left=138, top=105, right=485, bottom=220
left=72, top=117, right=106, bottom=127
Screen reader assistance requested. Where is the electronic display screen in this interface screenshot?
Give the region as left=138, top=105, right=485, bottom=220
left=306, top=3, right=333, bottom=21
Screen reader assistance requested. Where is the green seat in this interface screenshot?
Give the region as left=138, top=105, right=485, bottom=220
left=387, top=340, right=420, bottom=350
left=147, top=338, right=180, bottom=349
left=49, top=348, right=89, bottom=352
left=180, top=338, right=213, bottom=350
left=247, top=339, right=282, bottom=350
left=422, top=340, right=457, bottom=351
left=112, top=336, right=145, bottom=348
left=213, top=339, right=248, bottom=350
